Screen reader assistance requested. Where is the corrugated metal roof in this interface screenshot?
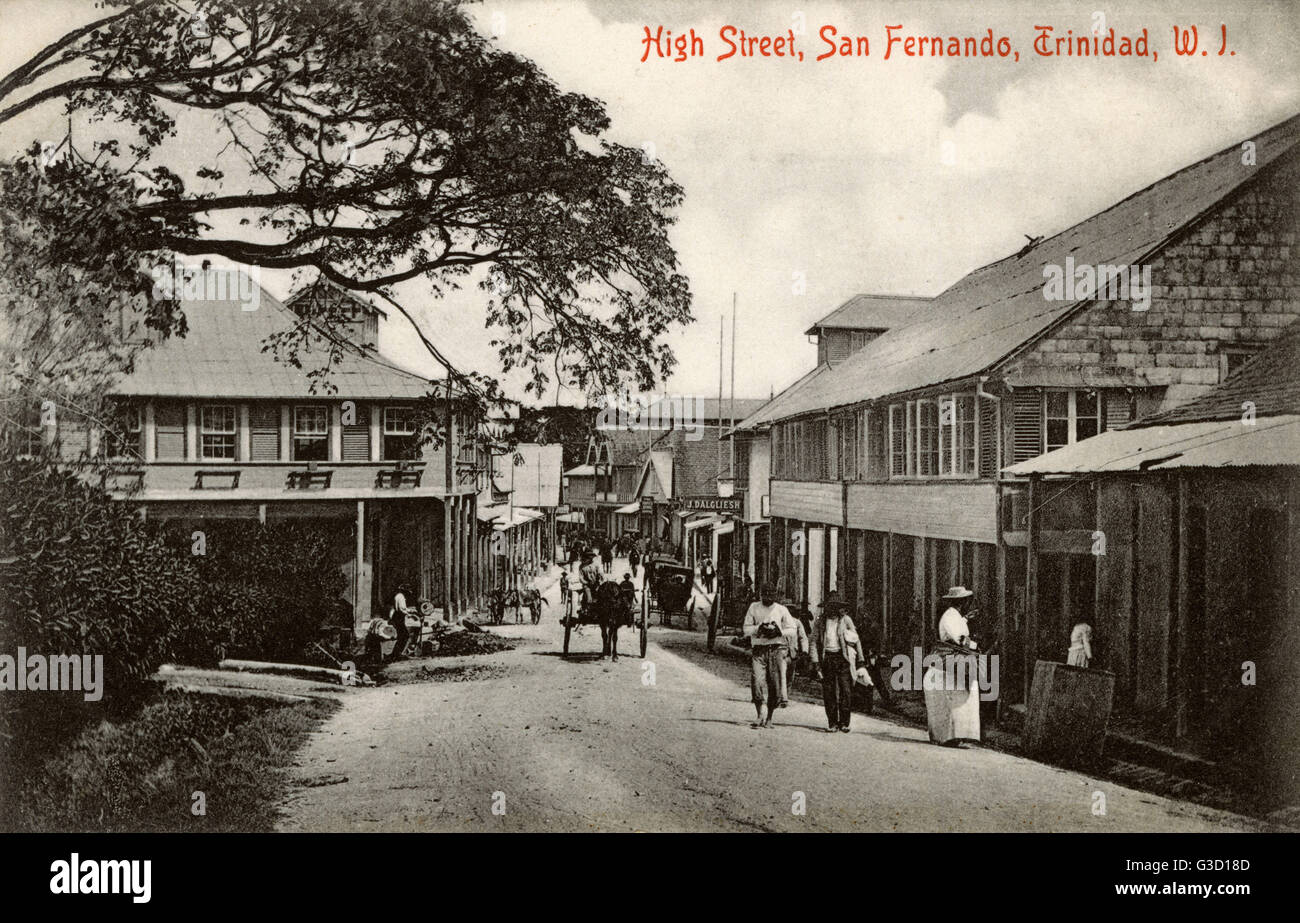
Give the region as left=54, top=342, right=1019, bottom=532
left=803, top=293, right=933, bottom=335
left=113, top=274, right=441, bottom=399
left=1004, top=415, right=1300, bottom=474
left=754, top=113, right=1300, bottom=424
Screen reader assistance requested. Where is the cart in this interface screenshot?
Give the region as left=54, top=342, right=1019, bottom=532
left=706, top=574, right=755, bottom=651
left=643, top=556, right=696, bottom=630
left=562, top=574, right=649, bottom=658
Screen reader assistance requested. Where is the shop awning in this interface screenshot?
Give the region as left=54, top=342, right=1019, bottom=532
left=556, top=511, right=586, bottom=523
left=614, top=502, right=640, bottom=515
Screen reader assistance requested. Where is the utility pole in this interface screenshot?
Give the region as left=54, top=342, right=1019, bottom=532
left=716, top=314, right=723, bottom=484
left=730, top=292, right=736, bottom=478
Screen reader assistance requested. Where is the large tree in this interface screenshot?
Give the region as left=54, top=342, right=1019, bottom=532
left=0, top=0, right=692, bottom=407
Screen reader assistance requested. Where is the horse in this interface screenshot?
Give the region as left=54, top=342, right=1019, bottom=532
left=590, top=580, right=625, bottom=661
left=519, top=587, right=545, bottom=625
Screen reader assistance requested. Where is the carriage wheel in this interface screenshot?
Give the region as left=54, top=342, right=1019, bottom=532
left=639, top=590, right=648, bottom=658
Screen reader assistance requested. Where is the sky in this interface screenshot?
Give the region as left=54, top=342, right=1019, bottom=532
left=2, top=0, right=1298, bottom=406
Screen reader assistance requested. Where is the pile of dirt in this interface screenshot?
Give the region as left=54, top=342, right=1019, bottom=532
left=424, top=624, right=515, bottom=658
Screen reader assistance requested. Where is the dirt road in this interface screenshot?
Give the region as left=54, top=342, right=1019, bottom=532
left=277, top=564, right=1258, bottom=833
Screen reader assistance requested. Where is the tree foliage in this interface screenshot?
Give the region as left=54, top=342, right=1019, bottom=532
left=0, top=0, right=693, bottom=402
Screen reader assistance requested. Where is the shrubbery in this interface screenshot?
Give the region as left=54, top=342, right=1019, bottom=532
left=0, top=455, right=350, bottom=778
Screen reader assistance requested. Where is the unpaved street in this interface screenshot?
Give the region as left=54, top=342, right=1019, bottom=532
left=277, top=566, right=1259, bottom=833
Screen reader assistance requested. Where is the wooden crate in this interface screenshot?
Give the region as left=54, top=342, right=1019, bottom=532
left=1025, top=660, right=1115, bottom=767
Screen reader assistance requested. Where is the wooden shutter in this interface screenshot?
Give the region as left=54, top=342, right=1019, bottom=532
left=154, top=402, right=185, bottom=460
left=1103, top=390, right=1132, bottom=431
left=889, top=404, right=905, bottom=476
left=978, top=396, right=1000, bottom=478
left=1011, top=390, right=1043, bottom=463
left=869, top=409, right=886, bottom=478
left=342, top=403, right=370, bottom=461
left=249, top=404, right=280, bottom=461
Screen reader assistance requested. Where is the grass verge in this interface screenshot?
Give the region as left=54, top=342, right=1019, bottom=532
left=14, top=691, right=338, bottom=832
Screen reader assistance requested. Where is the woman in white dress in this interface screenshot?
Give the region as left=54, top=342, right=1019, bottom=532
left=923, top=586, right=982, bottom=747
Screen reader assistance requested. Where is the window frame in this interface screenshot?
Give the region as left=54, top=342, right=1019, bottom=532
left=199, top=404, right=238, bottom=461
left=292, top=404, right=330, bottom=461
left=1044, top=389, right=1101, bottom=454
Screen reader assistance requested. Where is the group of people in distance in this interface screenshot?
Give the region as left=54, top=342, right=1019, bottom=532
left=742, top=581, right=986, bottom=746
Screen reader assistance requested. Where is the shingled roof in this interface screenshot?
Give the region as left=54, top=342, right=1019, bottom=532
left=112, top=273, right=443, bottom=400
left=743, top=112, right=1300, bottom=429
left=803, top=293, right=932, bottom=335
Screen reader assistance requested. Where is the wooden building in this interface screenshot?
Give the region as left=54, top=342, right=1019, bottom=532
left=1006, top=326, right=1300, bottom=801
left=38, top=273, right=488, bottom=633
left=732, top=113, right=1300, bottom=726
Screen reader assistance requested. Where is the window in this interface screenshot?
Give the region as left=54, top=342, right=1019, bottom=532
left=382, top=406, right=417, bottom=460
left=1045, top=390, right=1101, bottom=453
left=293, top=405, right=329, bottom=461
left=456, top=412, right=477, bottom=465
left=889, top=404, right=906, bottom=477
left=957, top=394, right=976, bottom=474
left=916, top=400, right=939, bottom=476
left=105, top=404, right=144, bottom=459
left=938, top=394, right=977, bottom=476
left=1221, top=348, right=1261, bottom=381
left=200, top=405, right=237, bottom=460
left=867, top=409, right=887, bottom=479
left=15, top=401, right=44, bottom=457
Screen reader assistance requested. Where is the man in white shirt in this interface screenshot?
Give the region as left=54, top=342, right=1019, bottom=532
left=811, top=594, right=866, bottom=732
left=742, top=583, right=799, bottom=728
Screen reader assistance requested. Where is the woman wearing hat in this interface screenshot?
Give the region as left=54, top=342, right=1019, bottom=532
left=923, top=586, right=982, bottom=747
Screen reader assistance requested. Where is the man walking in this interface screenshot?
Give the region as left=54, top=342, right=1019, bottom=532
left=811, top=594, right=866, bottom=732
left=742, top=583, right=799, bottom=728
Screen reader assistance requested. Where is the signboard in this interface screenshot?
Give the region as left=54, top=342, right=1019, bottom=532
left=639, top=497, right=655, bottom=514
left=677, top=496, right=743, bottom=513
left=555, top=504, right=571, bottom=515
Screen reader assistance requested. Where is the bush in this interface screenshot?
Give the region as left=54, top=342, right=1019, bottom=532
left=170, top=520, right=351, bottom=665
left=1, top=456, right=349, bottom=763
left=0, top=457, right=201, bottom=734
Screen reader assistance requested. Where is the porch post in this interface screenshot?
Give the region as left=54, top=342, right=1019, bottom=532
left=354, top=500, right=372, bottom=636
left=443, top=496, right=455, bottom=621
left=1024, top=475, right=1040, bottom=708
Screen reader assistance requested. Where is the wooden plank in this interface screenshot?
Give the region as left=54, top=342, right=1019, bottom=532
left=1024, top=476, right=1039, bottom=707
left=1134, top=481, right=1173, bottom=712
left=1095, top=479, right=1134, bottom=701
left=845, top=481, right=997, bottom=544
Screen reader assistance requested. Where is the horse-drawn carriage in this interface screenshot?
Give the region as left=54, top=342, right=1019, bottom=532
left=561, top=572, right=648, bottom=658
left=643, top=556, right=696, bottom=629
